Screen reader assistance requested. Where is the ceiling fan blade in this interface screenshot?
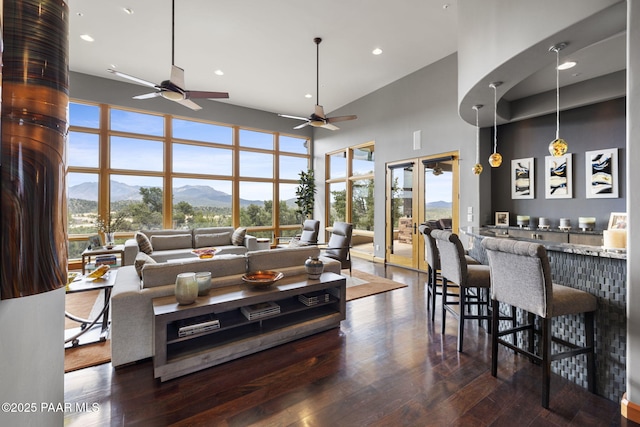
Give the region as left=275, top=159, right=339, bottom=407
left=170, top=65, right=186, bottom=90
left=314, top=105, right=326, bottom=118
left=278, top=113, right=309, bottom=121
left=186, top=90, right=229, bottom=99
left=107, top=68, right=158, bottom=88
left=132, top=92, right=162, bottom=100
left=293, top=122, right=311, bottom=130
left=175, top=98, right=203, bottom=111
left=321, top=123, right=340, bottom=131
left=326, top=114, right=358, bottom=124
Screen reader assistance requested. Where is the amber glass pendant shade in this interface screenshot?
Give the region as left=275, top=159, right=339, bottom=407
left=472, top=163, right=484, bottom=175
left=549, top=138, right=568, bottom=157
left=488, top=152, right=503, bottom=168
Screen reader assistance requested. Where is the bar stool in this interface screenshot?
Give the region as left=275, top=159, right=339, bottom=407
left=419, top=225, right=480, bottom=322
left=482, top=237, right=597, bottom=409
left=431, top=229, right=492, bottom=352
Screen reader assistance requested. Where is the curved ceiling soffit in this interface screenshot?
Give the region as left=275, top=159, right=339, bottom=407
left=458, top=2, right=627, bottom=128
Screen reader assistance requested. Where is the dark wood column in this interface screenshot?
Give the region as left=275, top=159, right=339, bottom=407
left=1, top=0, right=69, bottom=298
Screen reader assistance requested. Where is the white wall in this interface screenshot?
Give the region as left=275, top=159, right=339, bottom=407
left=0, top=288, right=65, bottom=426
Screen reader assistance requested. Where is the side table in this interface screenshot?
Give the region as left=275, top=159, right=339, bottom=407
left=65, top=271, right=116, bottom=348
left=81, top=244, right=125, bottom=274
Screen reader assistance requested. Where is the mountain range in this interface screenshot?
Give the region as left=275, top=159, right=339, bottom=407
left=69, top=180, right=271, bottom=208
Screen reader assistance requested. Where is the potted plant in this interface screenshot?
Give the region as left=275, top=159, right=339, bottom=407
left=295, top=169, right=316, bottom=222
left=95, top=212, right=127, bottom=246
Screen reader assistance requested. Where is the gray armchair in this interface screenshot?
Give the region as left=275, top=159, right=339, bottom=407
left=320, top=222, right=353, bottom=276
left=276, top=219, right=320, bottom=248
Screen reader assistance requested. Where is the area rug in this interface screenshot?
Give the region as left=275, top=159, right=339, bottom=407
left=345, top=270, right=408, bottom=301
left=64, top=290, right=112, bottom=373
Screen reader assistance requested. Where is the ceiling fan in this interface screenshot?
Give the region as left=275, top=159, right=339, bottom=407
left=107, top=0, right=228, bottom=111
left=278, top=37, right=357, bottom=130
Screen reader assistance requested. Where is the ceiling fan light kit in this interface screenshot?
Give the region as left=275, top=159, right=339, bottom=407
left=278, top=37, right=357, bottom=131
left=549, top=42, right=569, bottom=157
left=106, top=0, right=229, bottom=110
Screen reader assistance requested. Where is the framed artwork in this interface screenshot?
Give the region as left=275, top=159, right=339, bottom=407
left=585, top=148, right=618, bottom=198
left=545, top=154, right=572, bottom=199
left=88, top=234, right=102, bottom=249
left=511, top=157, right=534, bottom=199
left=608, top=212, right=627, bottom=230
left=495, top=212, right=509, bottom=227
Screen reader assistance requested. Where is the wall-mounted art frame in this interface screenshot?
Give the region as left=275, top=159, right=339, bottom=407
left=495, top=211, right=509, bottom=227
left=608, top=212, right=627, bottom=230
left=511, top=157, right=534, bottom=199
left=545, top=153, right=572, bottom=199
left=586, top=148, right=618, bottom=198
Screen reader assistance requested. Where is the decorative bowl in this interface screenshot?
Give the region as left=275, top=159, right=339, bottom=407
left=191, top=247, right=217, bottom=259
left=242, top=270, right=284, bottom=289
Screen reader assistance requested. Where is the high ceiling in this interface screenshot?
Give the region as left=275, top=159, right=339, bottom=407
left=69, top=1, right=627, bottom=122
left=69, top=0, right=459, bottom=117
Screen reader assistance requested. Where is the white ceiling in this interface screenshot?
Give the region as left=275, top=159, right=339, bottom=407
left=69, top=0, right=459, bottom=117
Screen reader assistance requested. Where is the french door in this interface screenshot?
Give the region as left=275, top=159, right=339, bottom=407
left=386, top=152, right=458, bottom=270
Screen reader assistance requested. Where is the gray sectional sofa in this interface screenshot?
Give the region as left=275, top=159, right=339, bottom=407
left=110, top=245, right=341, bottom=367
left=123, top=227, right=258, bottom=265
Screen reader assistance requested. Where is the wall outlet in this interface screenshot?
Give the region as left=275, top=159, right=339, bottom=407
left=376, top=244, right=380, bottom=251
left=467, top=214, right=473, bottom=222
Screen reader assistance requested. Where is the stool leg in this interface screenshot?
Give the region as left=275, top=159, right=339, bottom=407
left=542, top=317, right=551, bottom=409
left=457, top=286, right=466, bottom=352
left=431, top=268, right=437, bottom=322
left=441, top=277, right=448, bottom=334
left=491, top=299, right=499, bottom=377
left=585, top=310, right=596, bottom=394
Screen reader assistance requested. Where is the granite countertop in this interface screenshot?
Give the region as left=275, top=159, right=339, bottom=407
left=460, top=227, right=626, bottom=260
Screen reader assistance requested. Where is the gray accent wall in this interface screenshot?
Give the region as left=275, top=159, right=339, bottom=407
left=314, top=53, right=488, bottom=259
left=491, top=97, right=626, bottom=230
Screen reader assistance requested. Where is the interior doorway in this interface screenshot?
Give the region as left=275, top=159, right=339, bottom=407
left=386, top=152, right=459, bottom=270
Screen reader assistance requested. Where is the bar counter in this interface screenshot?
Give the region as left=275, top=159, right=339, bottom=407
left=460, top=227, right=626, bottom=402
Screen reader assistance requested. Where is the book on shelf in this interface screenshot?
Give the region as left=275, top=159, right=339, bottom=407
left=298, top=291, right=331, bottom=306
left=176, top=313, right=220, bottom=337
left=241, top=301, right=280, bottom=320
left=95, top=255, right=117, bottom=266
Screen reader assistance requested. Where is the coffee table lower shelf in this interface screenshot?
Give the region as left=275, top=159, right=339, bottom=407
left=153, top=272, right=346, bottom=382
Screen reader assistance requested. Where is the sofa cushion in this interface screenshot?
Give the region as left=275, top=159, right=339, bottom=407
left=136, top=232, right=153, bottom=255
left=232, top=227, right=247, bottom=246
left=247, top=246, right=320, bottom=272
left=195, top=232, right=231, bottom=248
left=134, top=252, right=156, bottom=278
left=151, top=234, right=192, bottom=251
left=141, top=255, right=247, bottom=289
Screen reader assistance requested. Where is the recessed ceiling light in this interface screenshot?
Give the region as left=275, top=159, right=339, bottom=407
left=442, top=3, right=450, bottom=9
left=372, top=48, right=383, bottom=55
left=305, top=94, right=313, bottom=99
left=123, top=7, right=134, bottom=15
left=76, top=12, right=84, bottom=17
left=557, top=61, right=577, bottom=70
left=214, top=69, right=224, bottom=76
left=80, top=34, right=94, bottom=42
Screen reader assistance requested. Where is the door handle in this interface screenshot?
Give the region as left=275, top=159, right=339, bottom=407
left=413, top=223, right=417, bottom=234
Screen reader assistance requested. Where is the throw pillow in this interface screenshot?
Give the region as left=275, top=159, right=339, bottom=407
left=134, top=252, right=156, bottom=278
left=136, top=232, right=153, bottom=255
left=231, top=227, right=246, bottom=246
left=288, top=238, right=309, bottom=248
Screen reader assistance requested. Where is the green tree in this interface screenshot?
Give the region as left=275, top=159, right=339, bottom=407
left=140, top=187, right=163, bottom=213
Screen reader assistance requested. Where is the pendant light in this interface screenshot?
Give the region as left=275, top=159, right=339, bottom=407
left=472, top=104, right=483, bottom=175
left=488, top=82, right=502, bottom=168
left=548, top=42, right=568, bottom=157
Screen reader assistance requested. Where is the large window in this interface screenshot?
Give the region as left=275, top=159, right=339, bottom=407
left=67, top=102, right=310, bottom=261
left=325, top=142, right=375, bottom=257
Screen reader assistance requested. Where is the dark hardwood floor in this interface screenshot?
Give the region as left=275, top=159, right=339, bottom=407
left=64, top=258, right=633, bottom=426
